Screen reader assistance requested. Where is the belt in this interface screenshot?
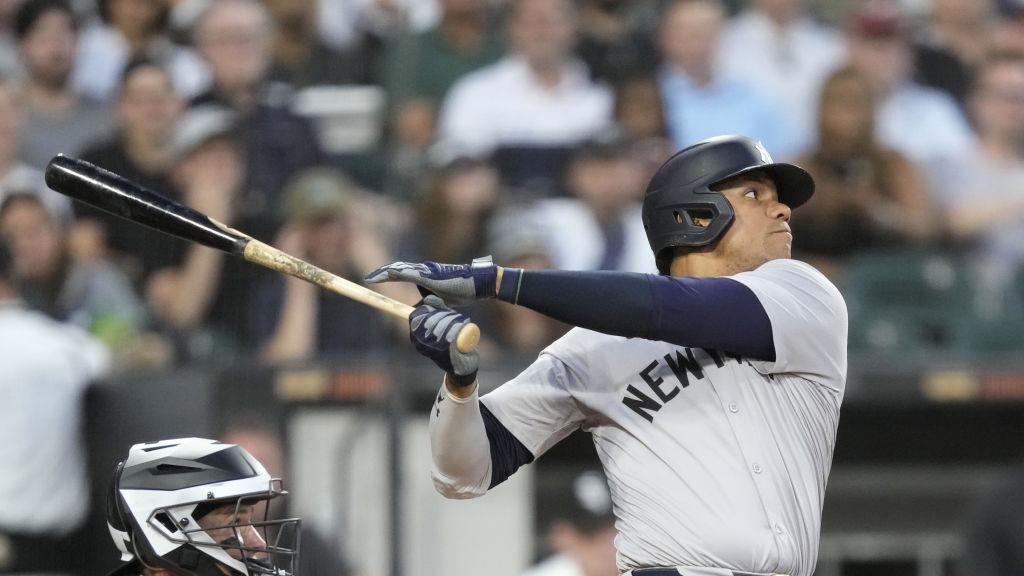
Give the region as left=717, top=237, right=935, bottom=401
left=630, top=568, right=790, bottom=576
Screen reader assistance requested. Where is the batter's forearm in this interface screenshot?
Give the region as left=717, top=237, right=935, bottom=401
left=429, top=382, right=492, bottom=499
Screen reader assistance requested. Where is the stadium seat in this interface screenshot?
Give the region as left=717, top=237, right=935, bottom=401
left=841, top=251, right=971, bottom=353
left=955, top=263, right=1024, bottom=355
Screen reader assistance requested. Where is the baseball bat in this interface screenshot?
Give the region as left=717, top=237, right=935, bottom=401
left=44, top=154, right=480, bottom=353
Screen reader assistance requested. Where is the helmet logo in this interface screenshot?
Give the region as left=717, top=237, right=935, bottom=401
left=755, top=141, right=773, bottom=164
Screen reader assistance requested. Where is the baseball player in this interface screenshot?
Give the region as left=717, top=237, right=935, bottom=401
left=367, top=134, right=848, bottom=576
left=105, top=437, right=301, bottom=576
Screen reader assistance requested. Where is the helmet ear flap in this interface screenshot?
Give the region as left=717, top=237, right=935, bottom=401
left=652, top=204, right=731, bottom=274
left=107, top=459, right=137, bottom=561
left=112, top=460, right=129, bottom=532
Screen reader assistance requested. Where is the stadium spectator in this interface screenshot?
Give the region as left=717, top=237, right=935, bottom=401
left=991, top=0, right=1024, bottom=55
left=317, top=0, right=439, bottom=57
left=0, top=75, right=69, bottom=219
left=533, top=140, right=656, bottom=273
left=718, top=0, right=846, bottom=154
left=191, top=0, right=321, bottom=239
left=0, top=237, right=111, bottom=574
left=575, top=0, right=660, bottom=83
left=407, top=156, right=501, bottom=264
left=15, top=0, right=113, bottom=169
left=265, top=0, right=370, bottom=88
left=930, top=52, right=1024, bottom=305
left=521, top=469, right=618, bottom=576
left=844, top=1, right=974, bottom=170
left=657, top=0, right=797, bottom=157
left=436, top=0, right=613, bottom=186
left=791, top=66, right=937, bottom=280
left=71, top=0, right=208, bottom=103
left=252, top=168, right=414, bottom=363
left=611, top=73, right=674, bottom=180
left=913, top=0, right=994, bottom=111
left=144, top=105, right=251, bottom=357
left=74, top=57, right=186, bottom=284
left=383, top=0, right=502, bottom=146
left=380, top=0, right=503, bottom=199
left=0, top=0, right=23, bottom=80
left=0, top=193, right=145, bottom=349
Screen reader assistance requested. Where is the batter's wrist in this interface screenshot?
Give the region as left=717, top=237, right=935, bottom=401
left=496, top=268, right=524, bottom=304
left=444, top=374, right=478, bottom=398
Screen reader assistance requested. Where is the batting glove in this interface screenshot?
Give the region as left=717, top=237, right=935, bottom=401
left=409, top=295, right=479, bottom=387
left=365, top=256, right=497, bottom=306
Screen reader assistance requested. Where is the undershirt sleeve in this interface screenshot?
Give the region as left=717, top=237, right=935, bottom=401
left=497, top=269, right=775, bottom=361
left=481, top=403, right=534, bottom=489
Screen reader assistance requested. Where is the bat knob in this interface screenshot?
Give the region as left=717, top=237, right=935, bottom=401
left=455, top=322, right=481, bottom=353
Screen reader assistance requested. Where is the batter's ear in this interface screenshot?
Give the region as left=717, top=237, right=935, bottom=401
left=682, top=209, right=714, bottom=228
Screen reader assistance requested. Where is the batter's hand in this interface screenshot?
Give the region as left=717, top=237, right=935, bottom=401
left=365, top=256, right=497, bottom=306
left=409, top=296, right=479, bottom=387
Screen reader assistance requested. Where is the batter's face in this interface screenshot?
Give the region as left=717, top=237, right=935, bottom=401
left=708, top=174, right=793, bottom=272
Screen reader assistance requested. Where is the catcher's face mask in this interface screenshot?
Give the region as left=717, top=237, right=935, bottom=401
left=154, top=486, right=300, bottom=576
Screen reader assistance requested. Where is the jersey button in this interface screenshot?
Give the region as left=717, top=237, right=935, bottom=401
left=728, top=402, right=739, bottom=413
left=752, top=463, right=763, bottom=474
left=774, top=523, right=785, bottom=535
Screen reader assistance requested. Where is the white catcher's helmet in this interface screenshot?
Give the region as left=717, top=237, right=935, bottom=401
left=106, top=438, right=300, bottom=576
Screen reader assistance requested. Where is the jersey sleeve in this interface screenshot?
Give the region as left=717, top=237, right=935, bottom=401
left=480, top=333, right=590, bottom=459
left=730, top=259, right=848, bottom=392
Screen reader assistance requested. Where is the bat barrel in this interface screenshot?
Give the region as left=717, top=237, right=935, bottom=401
left=45, top=154, right=247, bottom=255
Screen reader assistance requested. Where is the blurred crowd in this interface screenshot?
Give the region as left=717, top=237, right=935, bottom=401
left=1, top=0, right=1024, bottom=573
left=0, top=0, right=1021, bottom=371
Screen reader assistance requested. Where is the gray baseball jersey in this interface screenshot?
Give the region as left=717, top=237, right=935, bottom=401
left=480, top=259, right=847, bottom=576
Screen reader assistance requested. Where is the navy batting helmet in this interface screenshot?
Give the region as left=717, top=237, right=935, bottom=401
left=642, top=135, right=815, bottom=274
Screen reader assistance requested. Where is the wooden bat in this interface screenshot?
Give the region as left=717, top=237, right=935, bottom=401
left=44, top=154, right=480, bottom=353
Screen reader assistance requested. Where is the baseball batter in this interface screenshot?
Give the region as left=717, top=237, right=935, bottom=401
left=367, top=135, right=848, bottom=576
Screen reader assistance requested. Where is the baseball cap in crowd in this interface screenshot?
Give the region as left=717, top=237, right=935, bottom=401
left=541, top=469, right=616, bottom=534
left=487, top=206, right=551, bottom=264
left=847, top=1, right=907, bottom=38
left=282, top=167, right=360, bottom=222
left=166, top=105, right=239, bottom=163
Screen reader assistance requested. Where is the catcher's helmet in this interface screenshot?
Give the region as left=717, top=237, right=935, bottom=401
left=107, top=438, right=300, bottom=576
left=641, top=135, right=815, bottom=274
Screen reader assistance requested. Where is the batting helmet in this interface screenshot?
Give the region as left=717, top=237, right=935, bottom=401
left=106, top=438, right=300, bottom=576
left=641, top=135, right=815, bottom=274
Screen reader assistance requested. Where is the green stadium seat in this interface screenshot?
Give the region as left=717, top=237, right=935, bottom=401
left=841, top=251, right=971, bottom=353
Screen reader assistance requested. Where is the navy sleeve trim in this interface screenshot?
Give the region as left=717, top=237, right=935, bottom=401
left=481, top=403, right=534, bottom=489
left=497, top=269, right=775, bottom=361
